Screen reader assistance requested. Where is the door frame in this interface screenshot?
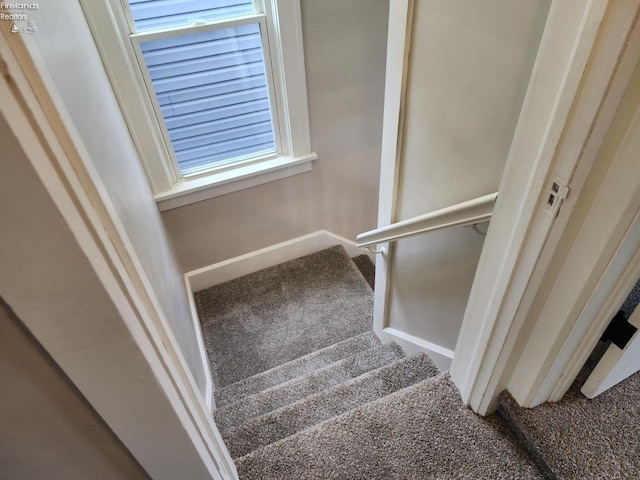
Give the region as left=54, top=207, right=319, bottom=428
left=450, top=0, right=640, bottom=414
left=0, top=26, right=236, bottom=480
left=520, top=62, right=640, bottom=406
left=375, top=0, right=640, bottom=414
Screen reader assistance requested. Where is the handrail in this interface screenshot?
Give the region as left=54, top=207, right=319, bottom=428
left=357, top=192, right=498, bottom=248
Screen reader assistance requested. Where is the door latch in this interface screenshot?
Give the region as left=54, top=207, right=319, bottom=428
left=544, top=176, right=570, bottom=218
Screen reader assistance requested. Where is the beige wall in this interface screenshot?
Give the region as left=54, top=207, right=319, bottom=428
left=24, top=3, right=207, bottom=394
left=0, top=298, right=149, bottom=480
left=388, top=0, right=551, bottom=356
left=162, top=0, right=389, bottom=272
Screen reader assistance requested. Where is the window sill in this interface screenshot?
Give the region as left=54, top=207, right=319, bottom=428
left=155, top=153, right=317, bottom=211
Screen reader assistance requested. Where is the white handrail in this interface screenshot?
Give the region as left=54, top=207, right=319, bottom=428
left=357, top=192, right=498, bottom=248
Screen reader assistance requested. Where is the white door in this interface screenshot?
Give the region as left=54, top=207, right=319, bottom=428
left=583, top=282, right=640, bottom=398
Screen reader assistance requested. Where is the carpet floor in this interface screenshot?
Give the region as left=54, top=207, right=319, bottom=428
left=499, top=358, right=640, bottom=479
left=195, top=246, right=374, bottom=387
left=498, top=278, right=640, bottom=480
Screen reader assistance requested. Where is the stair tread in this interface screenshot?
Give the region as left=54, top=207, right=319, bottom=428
left=222, top=351, right=438, bottom=459
left=197, top=245, right=374, bottom=388
left=235, top=373, right=544, bottom=479
left=215, top=342, right=405, bottom=432
left=214, top=331, right=381, bottom=407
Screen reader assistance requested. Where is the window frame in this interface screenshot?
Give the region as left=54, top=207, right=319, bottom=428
left=80, top=0, right=315, bottom=210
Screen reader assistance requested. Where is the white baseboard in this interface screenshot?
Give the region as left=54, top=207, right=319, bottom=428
left=379, top=327, right=455, bottom=372
left=184, top=276, right=215, bottom=412
left=185, top=230, right=372, bottom=292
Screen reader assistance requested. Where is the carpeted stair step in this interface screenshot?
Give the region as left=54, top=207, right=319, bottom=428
left=235, top=373, right=544, bottom=479
left=214, top=342, right=406, bottom=432
left=351, top=254, right=375, bottom=290
left=196, top=245, right=374, bottom=388
left=498, top=369, right=640, bottom=479
left=223, top=352, right=440, bottom=459
left=214, top=331, right=381, bottom=408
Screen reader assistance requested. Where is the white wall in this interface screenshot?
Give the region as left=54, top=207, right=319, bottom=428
left=387, top=0, right=550, bottom=356
left=161, top=0, right=389, bottom=272
left=0, top=299, right=149, bottom=480
left=21, top=3, right=207, bottom=394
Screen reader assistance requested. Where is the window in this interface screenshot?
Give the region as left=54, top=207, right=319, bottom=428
left=81, top=0, right=315, bottom=210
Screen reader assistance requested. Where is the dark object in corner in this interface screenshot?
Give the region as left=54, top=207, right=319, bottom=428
left=601, top=310, right=638, bottom=349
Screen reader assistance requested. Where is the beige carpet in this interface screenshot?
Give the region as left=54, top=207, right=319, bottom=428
left=236, top=374, right=544, bottom=479
left=195, top=246, right=374, bottom=387
left=500, top=368, right=640, bottom=479
left=196, top=246, right=544, bottom=478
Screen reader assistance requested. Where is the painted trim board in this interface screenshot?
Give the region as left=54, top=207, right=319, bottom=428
left=185, top=275, right=215, bottom=412
left=371, top=0, right=414, bottom=343
left=582, top=277, right=640, bottom=398
left=383, top=327, right=454, bottom=373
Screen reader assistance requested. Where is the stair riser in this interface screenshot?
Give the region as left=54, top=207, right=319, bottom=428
left=235, top=374, right=544, bottom=480
left=215, top=343, right=404, bottom=433
left=224, top=352, right=438, bottom=459
left=214, top=331, right=381, bottom=407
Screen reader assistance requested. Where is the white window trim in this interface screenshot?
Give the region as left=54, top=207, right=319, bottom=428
left=79, top=0, right=316, bottom=210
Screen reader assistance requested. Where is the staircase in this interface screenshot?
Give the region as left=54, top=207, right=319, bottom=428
left=196, top=245, right=639, bottom=479
left=195, top=245, right=543, bottom=478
